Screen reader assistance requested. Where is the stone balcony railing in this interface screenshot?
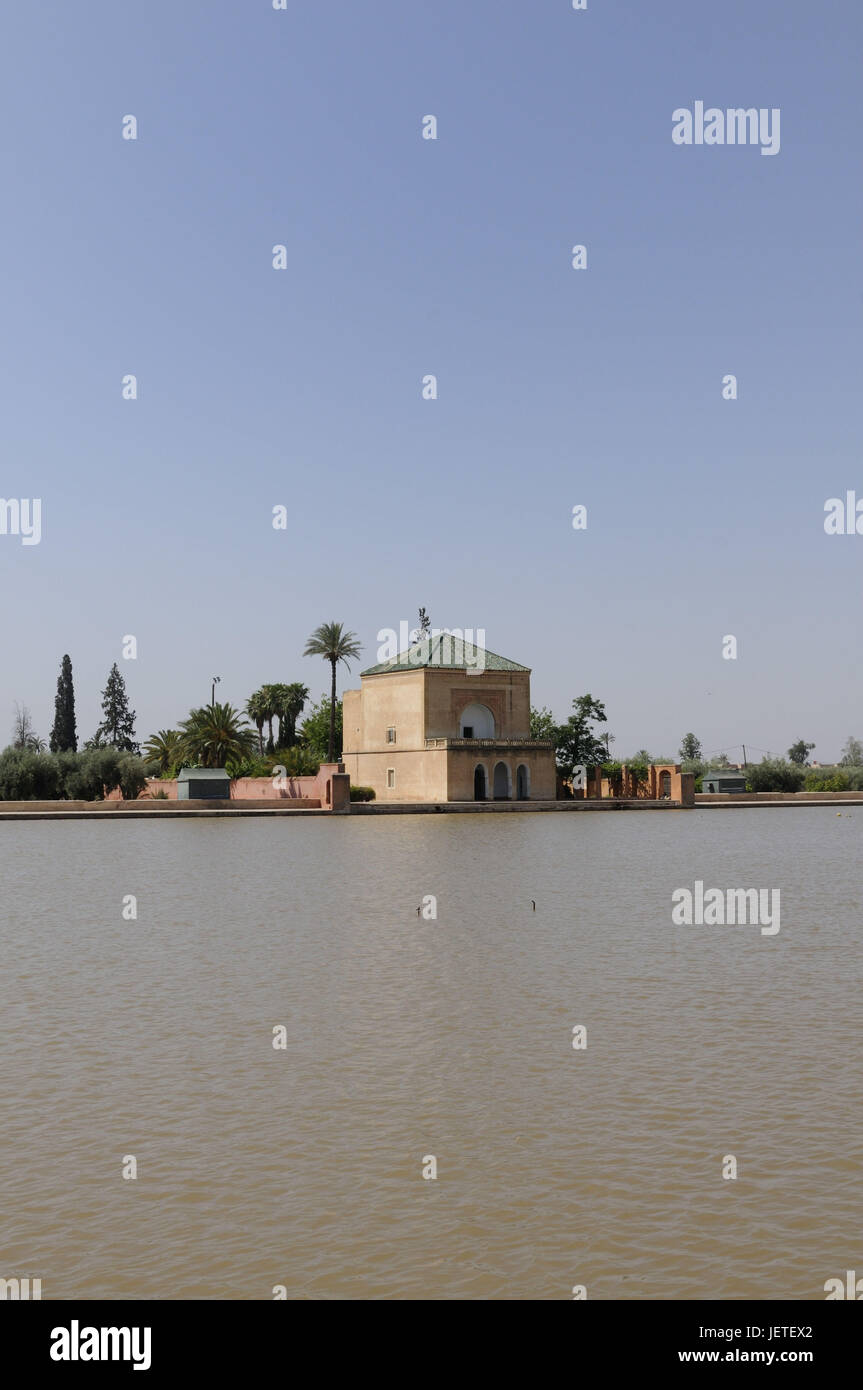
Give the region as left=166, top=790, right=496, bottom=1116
left=424, top=737, right=555, bottom=749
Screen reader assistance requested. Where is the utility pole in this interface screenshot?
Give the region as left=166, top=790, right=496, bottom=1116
left=742, top=744, right=747, bottom=767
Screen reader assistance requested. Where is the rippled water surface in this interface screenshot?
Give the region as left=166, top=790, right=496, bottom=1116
left=1, top=809, right=860, bottom=1299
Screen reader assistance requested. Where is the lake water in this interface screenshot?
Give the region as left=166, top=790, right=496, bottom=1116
left=1, top=809, right=860, bottom=1300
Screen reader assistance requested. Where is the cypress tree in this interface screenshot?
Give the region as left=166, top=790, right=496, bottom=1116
left=95, top=662, right=138, bottom=752
left=50, top=654, right=77, bottom=752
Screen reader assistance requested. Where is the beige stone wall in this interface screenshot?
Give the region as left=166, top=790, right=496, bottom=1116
left=343, top=746, right=556, bottom=803
left=342, top=689, right=362, bottom=754
left=447, top=748, right=557, bottom=801
left=424, top=668, right=531, bottom=738
left=343, top=747, right=449, bottom=802
left=343, top=671, right=426, bottom=754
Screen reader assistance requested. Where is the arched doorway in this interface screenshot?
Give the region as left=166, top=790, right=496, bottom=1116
left=473, top=765, right=487, bottom=801
left=460, top=702, right=495, bottom=738
left=493, top=761, right=510, bottom=800
left=659, top=770, right=671, bottom=799
left=516, top=764, right=529, bottom=800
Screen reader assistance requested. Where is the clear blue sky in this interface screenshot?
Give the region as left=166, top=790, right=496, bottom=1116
left=1, top=0, right=860, bottom=762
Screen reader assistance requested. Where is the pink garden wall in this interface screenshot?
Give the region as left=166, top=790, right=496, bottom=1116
left=107, top=763, right=351, bottom=810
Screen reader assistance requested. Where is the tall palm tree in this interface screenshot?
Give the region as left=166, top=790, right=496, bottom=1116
left=266, top=683, right=292, bottom=748
left=245, top=691, right=268, bottom=756
left=303, top=622, right=362, bottom=762
left=280, top=682, right=309, bottom=748
left=178, top=703, right=257, bottom=769
left=259, top=684, right=280, bottom=754
left=143, top=728, right=183, bottom=775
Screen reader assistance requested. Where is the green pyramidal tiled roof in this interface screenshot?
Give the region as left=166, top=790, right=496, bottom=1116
left=362, top=634, right=529, bottom=676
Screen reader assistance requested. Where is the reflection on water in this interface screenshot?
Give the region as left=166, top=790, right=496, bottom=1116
left=1, top=809, right=860, bottom=1299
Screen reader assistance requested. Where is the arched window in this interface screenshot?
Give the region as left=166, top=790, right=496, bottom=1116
left=460, top=702, right=495, bottom=738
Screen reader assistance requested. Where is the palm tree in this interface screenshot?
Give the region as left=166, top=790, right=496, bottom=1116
left=259, top=684, right=281, bottom=754
left=178, top=703, right=257, bottom=769
left=303, top=622, right=362, bottom=761
left=143, top=728, right=183, bottom=775
left=280, top=682, right=309, bottom=748
left=245, top=691, right=268, bottom=756
left=264, top=682, right=310, bottom=748
left=266, top=683, right=292, bottom=748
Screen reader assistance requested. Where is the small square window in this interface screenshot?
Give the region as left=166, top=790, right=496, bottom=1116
left=386, top=768, right=395, bottom=788
left=386, top=727, right=396, bottom=743
left=463, top=726, right=473, bottom=739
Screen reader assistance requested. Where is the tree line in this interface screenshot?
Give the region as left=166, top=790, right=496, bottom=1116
left=3, top=622, right=362, bottom=798
left=529, top=704, right=863, bottom=792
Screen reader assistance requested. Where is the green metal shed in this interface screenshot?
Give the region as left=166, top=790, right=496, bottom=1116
left=177, top=768, right=231, bottom=800
left=702, top=770, right=747, bottom=794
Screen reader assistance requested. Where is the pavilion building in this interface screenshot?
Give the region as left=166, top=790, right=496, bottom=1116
left=342, top=635, right=557, bottom=803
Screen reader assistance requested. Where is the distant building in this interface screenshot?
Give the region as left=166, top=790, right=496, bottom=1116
left=702, top=769, right=747, bottom=794
left=342, top=635, right=557, bottom=802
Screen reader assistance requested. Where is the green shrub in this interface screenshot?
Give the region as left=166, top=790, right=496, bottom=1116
left=229, top=746, right=321, bottom=779
left=36, top=755, right=63, bottom=798
left=349, top=785, right=376, bottom=802
left=803, top=769, right=851, bottom=792
left=804, top=765, right=863, bottom=791
left=53, top=751, right=76, bottom=797
left=116, top=753, right=150, bottom=800
left=0, top=747, right=66, bottom=799
left=0, top=747, right=38, bottom=799
left=0, top=747, right=150, bottom=801
left=283, top=746, right=321, bottom=776
left=745, top=758, right=805, bottom=793
left=61, top=748, right=116, bottom=800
